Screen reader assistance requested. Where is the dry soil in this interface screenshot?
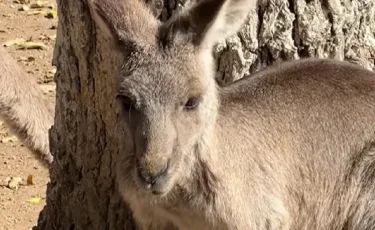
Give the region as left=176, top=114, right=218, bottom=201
left=0, top=0, right=57, bottom=229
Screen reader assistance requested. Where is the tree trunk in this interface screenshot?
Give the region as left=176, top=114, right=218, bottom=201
left=36, top=0, right=375, bottom=229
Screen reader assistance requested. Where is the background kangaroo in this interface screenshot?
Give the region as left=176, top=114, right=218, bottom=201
left=0, top=45, right=54, bottom=164
left=87, top=0, right=375, bottom=229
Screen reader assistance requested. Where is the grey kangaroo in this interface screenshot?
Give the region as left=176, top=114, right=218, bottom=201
left=0, top=46, right=54, bottom=164
left=88, top=0, right=375, bottom=229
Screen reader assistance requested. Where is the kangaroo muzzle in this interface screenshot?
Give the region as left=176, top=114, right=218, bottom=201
left=134, top=113, right=176, bottom=194
left=135, top=157, right=170, bottom=193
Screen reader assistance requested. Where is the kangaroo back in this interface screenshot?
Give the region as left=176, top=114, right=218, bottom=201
left=216, top=58, right=375, bottom=229
left=0, top=46, right=54, bottom=164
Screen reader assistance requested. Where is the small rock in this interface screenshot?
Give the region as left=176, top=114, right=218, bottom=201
left=7, top=177, right=24, bottom=190
left=19, top=5, right=30, bottom=11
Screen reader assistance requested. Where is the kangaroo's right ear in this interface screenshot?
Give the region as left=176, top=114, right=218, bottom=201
left=159, top=0, right=257, bottom=49
left=87, top=0, right=158, bottom=48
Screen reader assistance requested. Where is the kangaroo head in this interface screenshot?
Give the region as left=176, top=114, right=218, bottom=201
left=88, top=0, right=255, bottom=196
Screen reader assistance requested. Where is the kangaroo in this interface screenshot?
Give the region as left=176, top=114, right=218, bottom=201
left=87, top=0, right=375, bottom=229
left=0, top=45, right=54, bottom=164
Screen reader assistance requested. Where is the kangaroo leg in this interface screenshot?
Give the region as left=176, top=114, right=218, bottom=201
left=0, top=46, right=55, bottom=165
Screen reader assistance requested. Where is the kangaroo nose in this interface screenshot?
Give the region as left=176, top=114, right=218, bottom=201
left=136, top=160, right=169, bottom=189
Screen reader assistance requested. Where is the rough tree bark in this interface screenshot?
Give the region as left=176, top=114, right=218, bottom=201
left=35, top=0, right=375, bottom=229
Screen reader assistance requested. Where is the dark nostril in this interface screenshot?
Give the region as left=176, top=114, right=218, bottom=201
left=136, top=164, right=151, bottom=185
left=152, top=162, right=169, bottom=184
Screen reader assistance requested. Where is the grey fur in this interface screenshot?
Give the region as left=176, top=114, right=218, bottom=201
left=0, top=46, right=54, bottom=165
left=88, top=0, right=375, bottom=229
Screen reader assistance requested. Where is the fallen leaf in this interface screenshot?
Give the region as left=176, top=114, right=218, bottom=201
left=27, top=197, right=43, bottom=205
left=17, top=42, right=47, bottom=50
left=26, top=174, right=34, bottom=185
left=30, top=0, right=49, bottom=9
left=19, top=56, right=36, bottom=62
left=48, top=68, right=57, bottom=75
left=19, top=4, right=30, bottom=11
left=45, top=10, right=57, bottom=19
left=27, top=10, right=47, bottom=16
left=14, top=0, right=30, bottom=4
left=48, top=34, right=56, bottom=41
left=3, top=38, right=26, bottom=47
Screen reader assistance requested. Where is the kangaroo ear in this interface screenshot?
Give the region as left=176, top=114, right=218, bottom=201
left=159, top=0, right=257, bottom=49
left=87, top=0, right=159, bottom=48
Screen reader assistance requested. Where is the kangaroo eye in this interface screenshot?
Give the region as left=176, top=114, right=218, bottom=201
left=184, top=97, right=200, bottom=111
left=117, top=95, right=134, bottom=111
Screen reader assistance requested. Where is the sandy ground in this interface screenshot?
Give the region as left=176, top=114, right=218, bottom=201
left=0, top=0, right=57, bottom=229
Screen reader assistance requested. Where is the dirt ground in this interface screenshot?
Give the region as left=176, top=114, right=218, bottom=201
left=0, top=0, right=57, bottom=229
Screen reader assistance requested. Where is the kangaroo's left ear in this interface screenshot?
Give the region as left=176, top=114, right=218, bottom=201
left=159, top=0, right=257, bottom=49
left=87, top=0, right=159, bottom=49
